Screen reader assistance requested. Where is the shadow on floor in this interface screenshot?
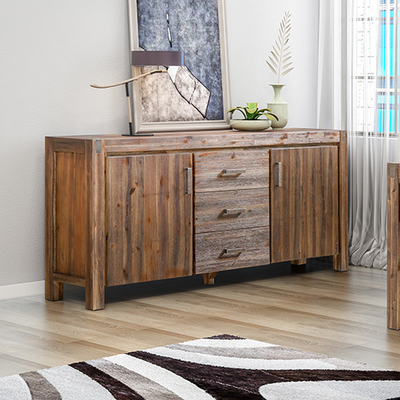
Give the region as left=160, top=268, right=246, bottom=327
left=63, top=259, right=334, bottom=305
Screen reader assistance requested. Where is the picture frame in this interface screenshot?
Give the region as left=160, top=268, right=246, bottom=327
left=127, top=0, right=231, bottom=134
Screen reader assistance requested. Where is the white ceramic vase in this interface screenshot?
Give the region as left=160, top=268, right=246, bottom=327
left=267, top=84, right=288, bottom=129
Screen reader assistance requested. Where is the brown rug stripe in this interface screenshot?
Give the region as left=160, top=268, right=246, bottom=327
left=20, top=371, right=62, bottom=400
left=205, top=334, right=246, bottom=340
left=278, top=369, right=400, bottom=382
left=130, top=351, right=280, bottom=399
left=71, top=361, right=145, bottom=400
left=131, top=350, right=400, bottom=400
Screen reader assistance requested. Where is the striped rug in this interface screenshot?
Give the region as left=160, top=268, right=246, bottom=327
left=1, top=334, right=400, bottom=399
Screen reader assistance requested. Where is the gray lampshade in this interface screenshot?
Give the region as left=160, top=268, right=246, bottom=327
left=132, top=50, right=185, bottom=66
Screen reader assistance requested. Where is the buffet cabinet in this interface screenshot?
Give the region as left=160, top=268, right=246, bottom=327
left=45, top=129, right=348, bottom=310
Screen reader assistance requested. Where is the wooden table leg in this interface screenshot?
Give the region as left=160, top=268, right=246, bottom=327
left=85, top=140, right=106, bottom=311
left=333, top=130, right=349, bottom=272
left=387, top=163, right=400, bottom=329
left=85, top=277, right=105, bottom=311
left=45, top=137, right=63, bottom=302
left=45, top=277, right=63, bottom=301
left=202, top=272, right=218, bottom=285
left=291, top=259, right=307, bottom=266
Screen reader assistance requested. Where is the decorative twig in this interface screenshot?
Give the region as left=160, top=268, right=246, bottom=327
left=90, top=70, right=166, bottom=89
left=266, top=12, right=294, bottom=84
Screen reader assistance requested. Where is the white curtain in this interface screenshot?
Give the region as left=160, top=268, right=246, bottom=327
left=318, top=0, right=400, bottom=269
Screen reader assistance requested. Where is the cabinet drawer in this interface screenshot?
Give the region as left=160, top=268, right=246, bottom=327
left=195, top=227, right=270, bottom=274
left=194, top=149, right=269, bottom=192
left=195, top=189, right=269, bottom=233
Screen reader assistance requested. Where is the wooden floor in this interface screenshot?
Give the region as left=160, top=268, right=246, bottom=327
left=1, top=260, right=399, bottom=377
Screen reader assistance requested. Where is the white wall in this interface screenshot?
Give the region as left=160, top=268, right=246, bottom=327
left=227, top=0, right=319, bottom=127
left=0, top=0, right=318, bottom=289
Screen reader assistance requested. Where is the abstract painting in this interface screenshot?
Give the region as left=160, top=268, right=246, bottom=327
left=128, top=0, right=230, bottom=133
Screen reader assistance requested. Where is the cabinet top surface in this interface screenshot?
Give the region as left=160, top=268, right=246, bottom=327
left=47, top=128, right=344, bottom=152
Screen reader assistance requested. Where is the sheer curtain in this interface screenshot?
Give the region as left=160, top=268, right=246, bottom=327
left=318, top=0, right=400, bottom=270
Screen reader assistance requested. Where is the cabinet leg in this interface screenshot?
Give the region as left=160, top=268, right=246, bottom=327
left=291, top=259, right=307, bottom=266
left=45, top=278, right=63, bottom=301
left=333, top=254, right=348, bottom=272
left=336, top=130, right=349, bottom=272
left=202, top=272, right=218, bottom=285
left=85, top=281, right=105, bottom=311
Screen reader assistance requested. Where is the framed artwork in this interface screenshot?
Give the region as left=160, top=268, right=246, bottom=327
left=128, top=0, right=231, bottom=133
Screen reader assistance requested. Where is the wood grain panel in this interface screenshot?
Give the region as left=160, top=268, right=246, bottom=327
left=194, top=189, right=269, bottom=233
left=85, top=140, right=107, bottom=310
left=107, top=153, right=193, bottom=286
left=195, top=227, right=269, bottom=274
left=45, top=138, right=63, bottom=301
left=194, top=149, right=269, bottom=192
left=333, top=131, right=349, bottom=272
left=54, top=152, right=86, bottom=278
left=51, top=139, right=85, bottom=154
left=270, top=146, right=339, bottom=263
left=387, top=163, right=400, bottom=329
left=97, top=129, right=341, bottom=154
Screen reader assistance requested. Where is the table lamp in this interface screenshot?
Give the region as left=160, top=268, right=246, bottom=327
left=91, top=50, right=185, bottom=136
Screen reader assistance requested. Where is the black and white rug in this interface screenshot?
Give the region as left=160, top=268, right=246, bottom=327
left=1, top=334, right=400, bottom=399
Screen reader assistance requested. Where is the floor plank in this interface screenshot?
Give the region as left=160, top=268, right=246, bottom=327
left=1, top=260, right=400, bottom=377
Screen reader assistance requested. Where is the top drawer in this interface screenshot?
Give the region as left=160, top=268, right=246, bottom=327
left=194, top=149, right=269, bottom=192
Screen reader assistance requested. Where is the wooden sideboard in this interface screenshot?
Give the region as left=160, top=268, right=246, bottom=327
left=45, top=129, right=348, bottom=310
left=388, top=163, right=400, bottom=330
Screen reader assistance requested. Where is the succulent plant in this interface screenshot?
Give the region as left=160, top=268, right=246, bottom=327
left=228, top=103, right=279, bottom=121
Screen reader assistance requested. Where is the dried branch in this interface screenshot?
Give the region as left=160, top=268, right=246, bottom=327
left=267, top=12, right=293, bottom=84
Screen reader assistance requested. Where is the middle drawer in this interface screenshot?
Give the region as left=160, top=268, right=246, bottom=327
left=195, top=189, right=269, bottom=234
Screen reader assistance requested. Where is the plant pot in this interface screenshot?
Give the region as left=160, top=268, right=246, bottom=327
left=267, top=84, right=288, bottom=129
left=229, top=119, right=272, bottom=131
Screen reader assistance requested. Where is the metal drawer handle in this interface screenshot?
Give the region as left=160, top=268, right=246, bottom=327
left=275, top=162, right=282, bottom=187
left=185, top=167, right=192, bottom=194
left=222, top=169, right=246, bottom=176
left=223, top=208, right=246, bottom=215
left=223, top=248, right=246, bottom=255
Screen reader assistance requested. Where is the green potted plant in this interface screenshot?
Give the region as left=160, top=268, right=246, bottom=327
left=228, top=103, right=279, bottom=131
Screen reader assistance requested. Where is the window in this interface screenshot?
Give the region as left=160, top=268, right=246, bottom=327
left=377, top=0, right=397, bottom=134
left=353, top=0, right=398, bottom=135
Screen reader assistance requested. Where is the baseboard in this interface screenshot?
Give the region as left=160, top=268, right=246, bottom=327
left=0, top=280, right=45, bottom=301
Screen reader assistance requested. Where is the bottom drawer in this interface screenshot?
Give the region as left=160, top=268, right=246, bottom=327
left=195, top=227, right=269, bottom=274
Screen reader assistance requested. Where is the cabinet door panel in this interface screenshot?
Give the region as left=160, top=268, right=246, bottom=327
left=270, top=147, right=339, bottom=263
left=107, top=153, right=193, bottom=286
